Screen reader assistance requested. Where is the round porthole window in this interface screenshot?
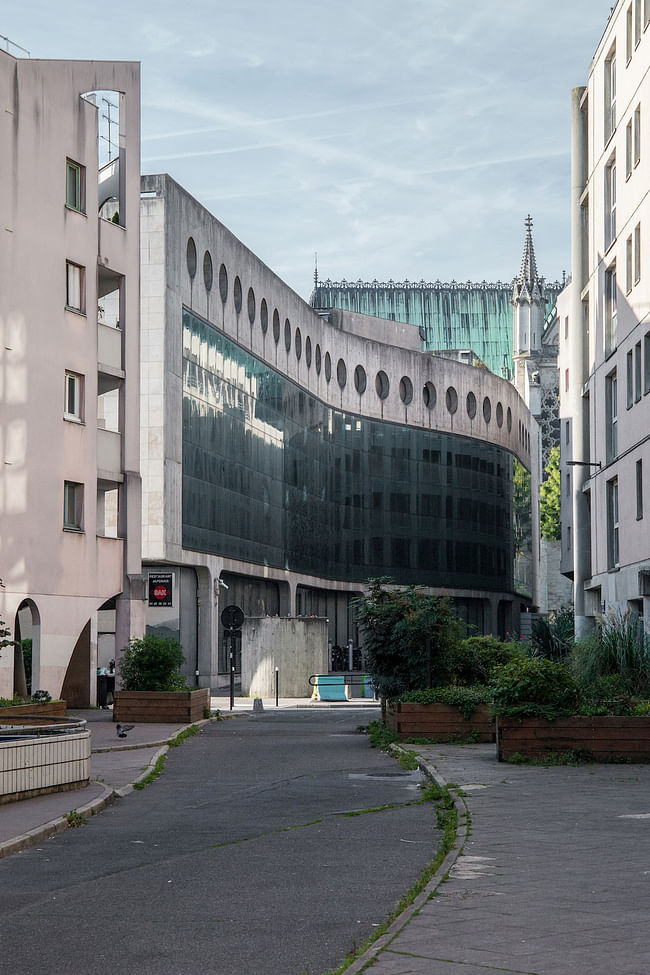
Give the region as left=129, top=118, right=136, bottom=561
left=219, top=264, right=228, bottom=304
left=186, top=237, right=197, bottom=278
left=337, top=358, right=347, bottom=388
left=325, top=352, right=332, bottom=381
left=273, top=309, right=280, bottom=344
left=295, top=327, right=302, bottom=360
left=305, top=336, right=312, bottom=368
left=483, top=397, right=492, bottom=424
left=375, top=370, right=390, bottom=399
left=260, top=298, right=268, bottom=334
left=446, top=386, right=458, bottom=414
left=203, top=250, right=213, bottom=291
left=247, top=287, right=255, bottom=325
left=507, top=407, right=512, bottom=432
left=284, top=318, right=291, bottom=352
left=354, top=364, right=366, bottom=394
left=496, top=402, right=503, bottom=428
left=466, top=391, right=477, bottom=419
left=315, top=344, right=322, bottom=374
left=423, top=382, right=436, bottom=409
left=233, top=276, right=242, bottom=314
left=399, top=376, right=413, bottom=405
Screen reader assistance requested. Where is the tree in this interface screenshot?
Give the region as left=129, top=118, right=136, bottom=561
left=353, top=578, right=464, bottom=699
left=540, top=446, right=561, bottom=541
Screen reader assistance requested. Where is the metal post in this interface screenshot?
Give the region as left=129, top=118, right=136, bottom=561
left=275, top=667, right=279, bottom=708
left=229, top=633, right=235, bottom=711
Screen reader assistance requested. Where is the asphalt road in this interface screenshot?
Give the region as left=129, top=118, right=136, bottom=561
left=0, top=709, right=442, bottom=975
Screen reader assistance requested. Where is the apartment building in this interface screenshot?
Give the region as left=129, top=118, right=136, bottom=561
left=560, top=0, right=650, bottom=635
left=0, top=52, right=143, bottom=703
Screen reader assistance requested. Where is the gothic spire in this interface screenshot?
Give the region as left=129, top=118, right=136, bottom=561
left=513, top=215, right=543, bottom=303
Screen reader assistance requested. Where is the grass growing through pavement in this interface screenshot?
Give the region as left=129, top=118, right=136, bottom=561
left=133, top=724, right=202, bottom=791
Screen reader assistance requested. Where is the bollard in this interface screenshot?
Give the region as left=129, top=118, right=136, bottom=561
left=253, top=697, right=264, bottom=713
left=275, top=667, right=279, bottom=707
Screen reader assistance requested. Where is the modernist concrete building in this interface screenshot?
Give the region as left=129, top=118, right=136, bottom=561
left=0, top=52, right=143, bottom=703
left=140, top=175, right=540, bottom=688
left=560, top=0, right=650, bottom=635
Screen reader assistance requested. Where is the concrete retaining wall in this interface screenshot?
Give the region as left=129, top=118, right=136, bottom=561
left=241, top=618, right=328, bottom=698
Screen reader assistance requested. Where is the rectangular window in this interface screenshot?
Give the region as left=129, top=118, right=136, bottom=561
left=635, top=222, right=641, bottom=283
left=64, top=371, right=84, bottom=420
left=636, top=0, right=642, bottom=44
left=627, top=234, right=633, bottom=293
left=627, top=349, right=634, bottom=407
left=605, top=46, right=617, bottom=142
left=566, top=470, right=571, bottom=497
left=605, top=264, right=617, bottom=354
left=605, top=156, right=617, bottom=248
left=637, top=459, right=644, bottom=520
left=607, top=478, right=619, bottom=569
left=634, top=105, right=641, bottom=165
left=66, top=160, right=82, bottom=212
left=565, top=420, right=570, bottom=446
left=644, top=331, right=650, bottom=394
left=627, top=4, right=633, bottom=61
left=646, top=0, right=650, bottom=28
left=565, top=368, right=569, bottom=392
left=636, top=341, right=642, bottom=401
left=606, top=370, right=618, bottom=461
left=626, top=119, right=633, bottom=178
left=65, top=261, right=84, bottom=313
left=63, top=481, right=84, bottom=531
left=564, top=316, right=569, bottom=340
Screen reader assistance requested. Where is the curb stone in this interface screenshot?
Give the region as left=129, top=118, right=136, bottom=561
left=339, top=752, right=469, bottom=975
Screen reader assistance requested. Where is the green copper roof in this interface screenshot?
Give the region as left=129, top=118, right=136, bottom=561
left=311, top=279, right=562, bottom=378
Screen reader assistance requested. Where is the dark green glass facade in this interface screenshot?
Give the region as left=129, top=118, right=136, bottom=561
left=182, top=308, right=530, bottom=595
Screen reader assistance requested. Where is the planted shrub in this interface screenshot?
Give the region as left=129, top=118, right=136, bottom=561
left=353, top=578, right=464, bottom=699
left=397, top=685, right=491, bottom=720
left=441, top=636, right=524, bottom=686
left=119, top=635, right=188, bottom=692
left=491, top=656, right=578, bottom=719
left=532, top=606, right=574, bottom=662
left=570, top=610, right=650, bottom=697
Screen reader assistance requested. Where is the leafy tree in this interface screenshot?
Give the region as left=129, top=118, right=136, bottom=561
left=353, top=578, right=464, bottom=699
left=540, top=446, right=561, bottom=541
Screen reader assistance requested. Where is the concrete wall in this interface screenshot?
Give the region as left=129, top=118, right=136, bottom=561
left=241, top=617, right=328, bottom=698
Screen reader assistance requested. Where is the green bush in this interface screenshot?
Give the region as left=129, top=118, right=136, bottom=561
left=569, top=610, right=650, bottom=697
left=490, top=656, right=578, bottom=718
left=119, top=635, right=188, bottom=692
left=353, top=578, right=464, bottom=699
left=441, top=636, right=525, bottom=686
left=397, top=684, right=491, bottom=719
left=532, top=606, right=574, bottom=662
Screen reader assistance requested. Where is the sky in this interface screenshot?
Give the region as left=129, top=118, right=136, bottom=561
left=2, top=1, right=613, bottom=299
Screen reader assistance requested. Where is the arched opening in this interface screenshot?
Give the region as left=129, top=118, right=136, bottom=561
left=61, top=619, right=92, bottom=707
left=13, top=599, right=41, bottom=699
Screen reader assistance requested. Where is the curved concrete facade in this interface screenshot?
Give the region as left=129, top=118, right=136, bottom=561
left=141, top=174, right=539, bottom=687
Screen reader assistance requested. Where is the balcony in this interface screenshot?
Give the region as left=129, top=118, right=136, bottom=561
left=98, top=322, right=123, bottom=372
left=97, top=426, right=122, bottom=478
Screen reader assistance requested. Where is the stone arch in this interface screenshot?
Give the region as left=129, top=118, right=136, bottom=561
left=13, top=599, right=41, bottom=698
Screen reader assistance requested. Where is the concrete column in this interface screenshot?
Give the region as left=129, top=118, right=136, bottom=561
left=569, top=87, right=592, bottom=638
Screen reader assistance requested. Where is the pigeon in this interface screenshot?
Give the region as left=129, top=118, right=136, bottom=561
left=116, top=723, right=134, bottom=738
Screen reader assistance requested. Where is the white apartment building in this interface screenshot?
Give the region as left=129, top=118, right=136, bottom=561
left=560, top=0, right=650, bottom=635
left=0, top=52, right=144, bottom=704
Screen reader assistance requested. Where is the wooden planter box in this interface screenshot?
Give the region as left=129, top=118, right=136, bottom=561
left=497, top=715, right=650, bottom=762
left=386, top=702, right=495, bottom=742
left=0, top=701, right=66, bottom=721
left=113, top=688, right=210, bottom=724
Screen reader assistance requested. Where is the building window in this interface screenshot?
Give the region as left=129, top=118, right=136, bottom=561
left=627, top=349, right=634, bottom=407
left=636, top=0, right=642, bottom=44
left=646, top=0, right=650, bottom=29
left=607, top=478, right=619, bottom=569
left=634, top=222, right=641, bottom=283
left=564, top=316, right=569, bottom=340
left=565, top=368, right=569, bottom=392
left=637, top=459, right=644, bottom=519
left=627, top=4, right=633, bottom=61
left=64, top=371, right=84, bottom=421
left=63, top=481, right=84, bottom=531
left=606, top=370, right=618, bottom=461
left=605, top=156, right=616, bottom=248
left=605, top=264, right=617, bottom=354
left=565, top=419, right=570, bottom=445
left=566, top=470, right=571, bottom=497
left=65, top=159, right=85, bottom=213
left=626, top=234, right=633, bottom=293
left=634, top=105, right=641, bottom=166
left=66, top=261, right=84, bottom=313
left=626, top=120, right=633, bottom=178
left=636, top=341, right=642, bottom=401
left=605, top=46, right=616, bottom=142
left=567, top=525, right=571, bottom=552
left=644, top=331, right=650, bottom=394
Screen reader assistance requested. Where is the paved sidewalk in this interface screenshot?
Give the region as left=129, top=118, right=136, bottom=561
left=348, top=742, right=650, bottom=975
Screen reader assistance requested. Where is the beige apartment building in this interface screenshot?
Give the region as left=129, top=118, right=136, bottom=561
left=559, top=0, right=650, bottom=635
left=0, top=51, right=144, bottom=703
